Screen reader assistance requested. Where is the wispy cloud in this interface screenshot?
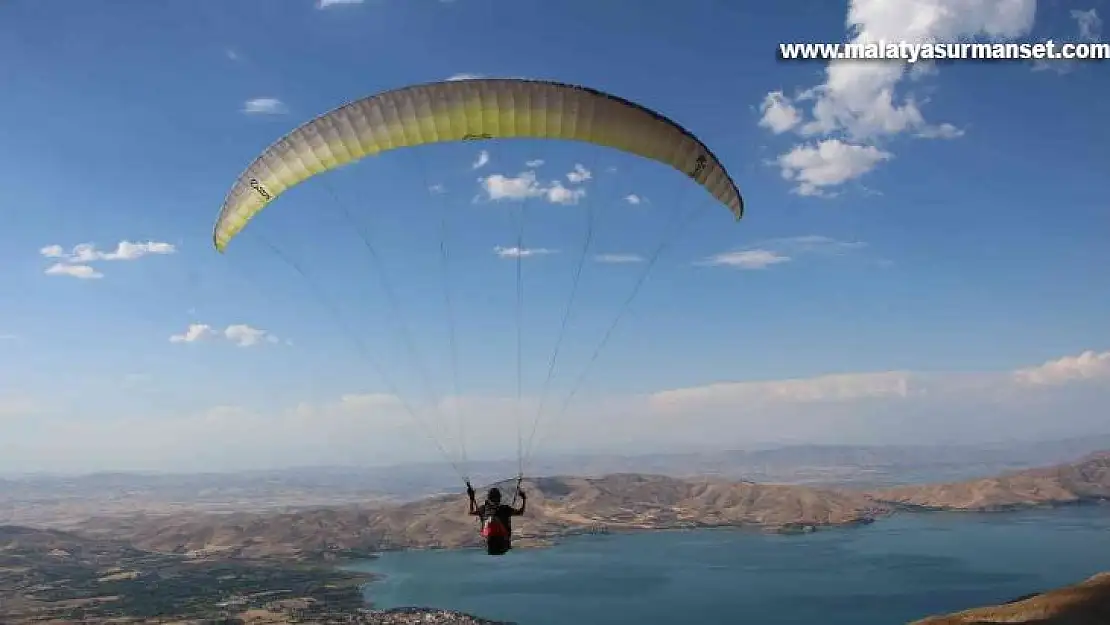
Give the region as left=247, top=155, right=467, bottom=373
left=594, top=253, right=645, bottom=264
left=915, top=123, right=965, bottom=139
left=8, top=346, right=1110, bottom=472
left=242, top=97, right=288, bottom=115
left=225, top=48, right=241, bottom=62
left=40, top=241, right=175, bottom=279
left=766, top=235, right=866, bottom=255
left=566, top=163, right=592, bottom=184
left=1032, top=9, right=1102, bottom=74
left=41, top=241, right=175, bottom=263
left=624, top=194, right=644, bottom=205
left=757, top=91, right=802, bottom=134
left=169, top=323, right=213, bottom=344
left=525, top=159, right=545, bottom=168
left=701, top=235, right=866, bottom=270
left=446, top=73, right=484, bottom=81
left=1072, top=8, right=1102, bottom=41
left=428, top=183, right=446, bottom=195
left=317, top=0, right=364, bottom=8
left=472, top=150, right=490, bottom=169
left=170, top=323, right=281, bottom=347
left=494, top=246, right=557, bottom=259
left=45, top=263, right=104, bottom=279
left=701, top=249, right=791, bottom=270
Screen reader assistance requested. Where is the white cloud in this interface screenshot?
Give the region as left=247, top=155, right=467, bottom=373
left=0, top=334, right=18, bottom=341
left=1014, top=350, right=1110, bottom=386
left=10, top=347, right=1110, bottom=472
left=803, top=0, right=1033, bottom=139
left=478, top=170, right=586, bottom=205
left=493, top=246, right=556, bottom=259
left=446, top=73, right=484, bottom=81
left=525, top=159, right=545, bottom=168
left=226, top=48, right=241, bottom=62
left=39, top=241, right=175, bottom=279
left=652, top=371, right=912, bottom=408
left=623, top=194, right=644, bottom=205
left=566, top=163, right=592, bottom=184
left=428, top=183, right=445, bottom=195
left=594, top=253, right=645, bottom=264
left=760, top=0, right=1035, bottom=193
left=472, top=150, right=490, bottom=169
left=702, top=235, right=864, bottom=270
left=170, top=323, right=280, bottom=347
left=40, top=241, right=176, bottom=263
left=765, top=235, right=866, bottom=255
left=45, top=263, right=103, bottom=279
left=544, top=181, right=587, bottom=205
left=758, top=91, right=801, bottom=134
left=915, top=123, right=965, bottom=139
left=85, top=241, right=175, bottom=262
left=224, top=324, right=280, bottom=347
left=701, top=249, right=791, bottom=270
left=481, top=171, right=544, bottom=201
left=317, top=0, right=364, bottom=7
left=242, top=97, right=288, bottom=115
left=1072, top=9, right=1102, bottom=41
left=169, top=323, right=214, bottom=343
left=776, top=139, right=892, bottom=196
left=40, top=245, right=65, bottom=258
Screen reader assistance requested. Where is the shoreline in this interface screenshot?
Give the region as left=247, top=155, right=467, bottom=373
left=335, top=505, right=1110, bottom=625
left=340, top=501, right=1110, bottom=610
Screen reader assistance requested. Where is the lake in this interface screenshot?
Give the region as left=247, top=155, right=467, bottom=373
left=348, top=506, right=1110, bottom=625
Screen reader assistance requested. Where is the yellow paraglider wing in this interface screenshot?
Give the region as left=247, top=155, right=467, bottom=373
left=214, top=78, right=744, bottom=252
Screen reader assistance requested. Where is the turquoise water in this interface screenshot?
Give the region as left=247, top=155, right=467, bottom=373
left=350, top=506, right=1110, bottom=625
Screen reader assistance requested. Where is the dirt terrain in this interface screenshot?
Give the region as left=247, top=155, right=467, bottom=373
left=912, top=572, right=1110, bottom=624
left=74, top=474, right=886, bottom=561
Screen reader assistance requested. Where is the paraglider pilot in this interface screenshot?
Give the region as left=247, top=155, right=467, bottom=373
left=467, top=480, right=526, bottom=556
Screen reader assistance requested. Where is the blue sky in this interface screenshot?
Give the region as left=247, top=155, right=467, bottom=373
left=0, top=0, right=1108, bottom=473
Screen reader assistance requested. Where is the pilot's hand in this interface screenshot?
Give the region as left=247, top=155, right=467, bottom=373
left=518, top=489, right=527, bottom=500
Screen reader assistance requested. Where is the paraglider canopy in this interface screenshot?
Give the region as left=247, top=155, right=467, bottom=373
left=213, top=78, right=744, bottom=252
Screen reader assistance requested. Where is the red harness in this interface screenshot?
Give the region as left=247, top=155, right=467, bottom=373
left=481, top=517, right=508, bottom=538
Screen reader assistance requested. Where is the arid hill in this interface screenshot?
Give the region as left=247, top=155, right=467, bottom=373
left=871, top=453, right=1110, bottom=511
left=77, top=474, right=887, bottom=561
left=910, top=571, right=1110, bottom=624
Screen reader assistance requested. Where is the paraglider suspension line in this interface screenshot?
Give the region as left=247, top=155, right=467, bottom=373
left=527, top=197, right=709, bottom=460
left=524, top=200, right=595, bottom=474
left=514, top=202, right=526, bottom=481
left=255, top=236, right=466, bottom=480
left=323, top=183, right=457, bottom=466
